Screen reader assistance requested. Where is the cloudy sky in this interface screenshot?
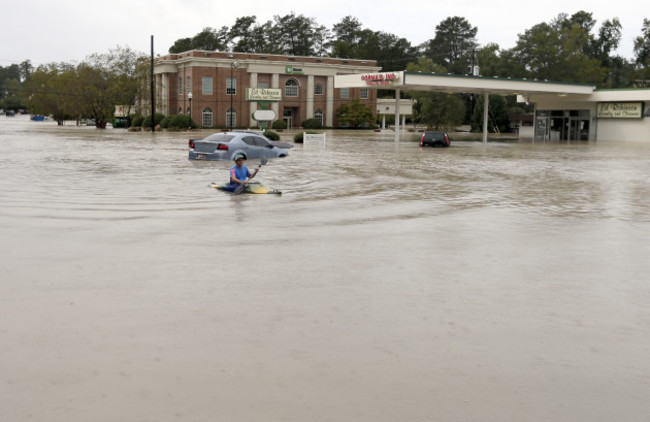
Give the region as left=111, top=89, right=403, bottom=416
left=2, top=0, right=645, bottom=67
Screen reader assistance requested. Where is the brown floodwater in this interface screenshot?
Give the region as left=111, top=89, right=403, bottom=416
left=1, top=115, right=649, bottom=421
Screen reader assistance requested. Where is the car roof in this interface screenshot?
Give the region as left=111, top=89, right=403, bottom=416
left=202, top=133, right=235, bottom=142
left=202, top=131, right=271, bottom=141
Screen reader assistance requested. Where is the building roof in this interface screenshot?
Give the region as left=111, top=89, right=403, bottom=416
left=335, top=71, right=596, bottom=98
left=154, top=50, right=381, bottom=74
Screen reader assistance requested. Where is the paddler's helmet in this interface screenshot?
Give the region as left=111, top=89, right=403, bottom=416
left=233, top=153, right=246, bottom=161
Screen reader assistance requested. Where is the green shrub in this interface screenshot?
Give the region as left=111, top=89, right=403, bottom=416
left=159, top=116, right=171, bottom=129
left=131, top=114, right=144, bottom=127
left=271, top=119, right=287, bottom=130
left=293, top=131, right=319, bottom=143
left=142, top=112, right=166, bottom=128
left=167, top=114, right=196, bottom=129
left=263, top=130, right=280, bottom=140
left=302, top=118, right=322, bottom=129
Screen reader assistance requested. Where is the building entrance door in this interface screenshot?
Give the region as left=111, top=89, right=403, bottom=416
left=569, top=115, right=590, bottom=141
left=283, top=108, right=293, bottom=129
left=535, top=111, right=550, bottom=141
left=536, top=110, right=590, bottom=142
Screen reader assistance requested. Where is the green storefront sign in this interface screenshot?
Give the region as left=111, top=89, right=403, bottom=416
left=285, top=66, right=304, bottom=75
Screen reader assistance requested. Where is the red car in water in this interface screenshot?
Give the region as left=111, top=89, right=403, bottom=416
left=420, top=131, right=452, bottom=147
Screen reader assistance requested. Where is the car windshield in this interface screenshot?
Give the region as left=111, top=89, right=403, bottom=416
left=202, top=133, right=235, bottom=142
left=426, top=132, right=445, bottom=141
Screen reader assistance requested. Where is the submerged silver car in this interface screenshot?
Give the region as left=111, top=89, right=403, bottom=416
left=189, top=131, right=291, bottom=161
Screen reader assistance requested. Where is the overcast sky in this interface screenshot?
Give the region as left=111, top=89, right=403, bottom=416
left=2, top=0, right=645, bottom=68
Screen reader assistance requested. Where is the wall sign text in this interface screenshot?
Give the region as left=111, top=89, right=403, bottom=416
left=597, top=102, right=644, bottom=119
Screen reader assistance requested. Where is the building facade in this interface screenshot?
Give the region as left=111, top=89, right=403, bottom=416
left=153, top=51, right=381, bottom=129
left=528, top=89, right=650, bottom=142
left=336, top=71, right=650, bottom=142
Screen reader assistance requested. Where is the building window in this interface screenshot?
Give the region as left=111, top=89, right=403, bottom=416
left=186, top=107, right=191, bottom=115
left=202, top=108, right=213, bottom=127
left=227, top=108, right=236, bottom=127
left=202, top=77, right=213, bottom=95
left=178, top=107, right=182, bottom=114
left=360, top=89, right=368, bottom=99
left=258, top=82, right=268, bottom=89
left=340, top=88, right=349, bottom=99
left=178, top=78, right=182, bottom=95
left=315, top=84, right=323, bottom=95
left=285, top=79, right=298, bottom=97
left=186, top=76, right=191, bottom=94
left=227, top=78, right=236, bottom=95
left=314, top=109, right=323, bottom=126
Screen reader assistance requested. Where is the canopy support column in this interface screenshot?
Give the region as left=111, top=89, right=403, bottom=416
left=482, top=94, right=489, bottom=143
left=395, top=89, right=401, bottom=142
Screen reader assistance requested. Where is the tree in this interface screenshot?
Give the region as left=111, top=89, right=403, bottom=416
left=422, top=16, right=478, bottom=74
left=604, top=55, right=636, bottom=88
left=336, top=99, right=375, bottom=128
left=0, top=63, right=22, bottom=110
left=508, top=18, right=608, bottom=84
left=633, top=18, right=650, bottom=86
left=506, top=11, right=631, bottom=86
left=595, top=18, right=622, bottom=62
left=74, top=63, right=114, bottom=127
left=24, top=46, right=147, bottom=126
left=635, top=18, right=650, bottom=66
left=193, top=26, right=229, bottom=51
left=169, top=27, right=229, bottom=53
left=328, top=16, right=363, bottom=58
left=405, top=58, right=466, bottom=130
left=473, top=43, right=526, bottom=78
left=312, top=24, right=331, bottom=57
left=85, top=46, right=148, bottom=126
left=414, top=92, right=465, bottom=130
left=509, top=22, right=565, bottom=80
left=269, top=13, right=318, bottom=56
left=471, top=95, right=509, bottom=133
left=19, top=60, right=33, bottom=81
left=25, top=63, right=77, bottom=124
left=230, top=17, right=266, bottom=52
left=1, top=78, right=23, bottom=110
left=168, top=37, right=193, bottom=54
left=355, top=30, right=417, bottom=72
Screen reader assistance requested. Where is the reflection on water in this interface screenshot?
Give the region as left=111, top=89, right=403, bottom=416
left=1, top=116, right=650, bottom=422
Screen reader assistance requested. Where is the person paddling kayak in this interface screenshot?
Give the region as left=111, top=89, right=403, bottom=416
left=228, top=153, right=258, bottom=191
left=210, top=156, right=279, bottom=194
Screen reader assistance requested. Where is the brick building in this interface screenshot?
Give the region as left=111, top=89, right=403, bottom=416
left=153, top=51, right=381, bottom=129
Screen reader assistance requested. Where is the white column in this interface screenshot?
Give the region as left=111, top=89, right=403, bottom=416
left=382, top=114, right=386, bottom=129
left=272, top=73, right=280, bottom=123
left=326, top=76, right=334, bottom=127
left=307, top=74, right=314, bottom=119
left=161, top=74, right=168, bottom=115
left=394, top=90, right=401, bottom=142
left=249, top=72, right=258, bottom=127
left=482, top=94, right=489, bottom=143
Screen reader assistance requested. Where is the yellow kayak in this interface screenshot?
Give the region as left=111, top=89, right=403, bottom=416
left=210, top=181, right=282, bottom=195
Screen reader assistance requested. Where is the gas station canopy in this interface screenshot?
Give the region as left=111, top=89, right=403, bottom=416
left=334, top=71, right=596, bottom=141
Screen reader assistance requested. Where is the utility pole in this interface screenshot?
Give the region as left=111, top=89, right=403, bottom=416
left=151, top=35, right=155, bottom=133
